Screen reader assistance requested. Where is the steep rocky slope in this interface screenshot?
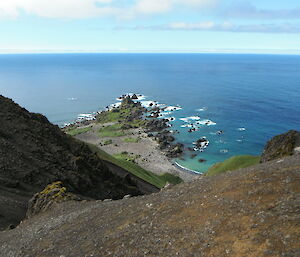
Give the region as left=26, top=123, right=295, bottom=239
left=261, top=130, right=300, bottom=163
left=1, top=154, right=299, bottom=257
left=0, top=95, right=143, bottom=230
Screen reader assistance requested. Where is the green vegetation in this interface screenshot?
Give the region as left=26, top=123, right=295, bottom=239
left=159, top=173, right=183, bottom=185
left=127, top=119, right=146, bottom=128
left=88, top=144, right=182, bottom=188
left=206, top=155, right=260, bottom=176
left=65, top=126, right=92, bottom=136
left=96, top=107, right=137, bottom=124
left=40, top=181, right=66, bottom=196
left=96, top=109, right=122, bottom=123
left=96, top=103, right=146, bottom=128
left=103, top=139, right=113, bottom=145
left=113, top=152, right=141, bottom=163
left=98, top=124, right=127, bottom=137
left=123, top=137, right=140, bottom=143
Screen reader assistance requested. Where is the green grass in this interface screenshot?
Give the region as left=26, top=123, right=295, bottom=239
left=96, top=110, right=122, bottom=123
left=65, top=126, right=92, bottom=136
left=159, top=173, right=183, bottom=185
left=126, top=119, right=146, bottom=128
left=98, top=124, right=127, bottom=138
left=123, top=137, right=140, bottom=143
left=87, top=144, right=183, bottom=188
left=206, top=155, right=260, bottom=176
left=96, top=108, right=133, bottom=124
left=113, top=152, right=141, bottom=162
left=103, top=139, right=113, bottom=145
left=96, top=106, right=146, bottom=129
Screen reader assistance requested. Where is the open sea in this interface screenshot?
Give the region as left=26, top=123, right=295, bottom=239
left=1, top=53, right=300, bottom=173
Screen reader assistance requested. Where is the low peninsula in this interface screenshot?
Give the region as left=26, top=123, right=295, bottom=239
left=64, top=94, right=199, bottom=183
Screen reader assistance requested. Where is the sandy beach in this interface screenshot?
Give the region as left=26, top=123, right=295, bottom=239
left=75, top=122, right=199, bottom=182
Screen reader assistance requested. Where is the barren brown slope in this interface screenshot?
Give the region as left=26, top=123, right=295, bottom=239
left=1, top=154, right=300, bottom=257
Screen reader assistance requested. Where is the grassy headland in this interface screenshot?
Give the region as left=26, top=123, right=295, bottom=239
left=206, top=155, right=260, bottom=176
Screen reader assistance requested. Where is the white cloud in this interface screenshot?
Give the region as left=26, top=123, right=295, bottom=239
left=0, top=0, right=118, bottom=19
left=134, top=0, right=216, bottom=14
left=0, top=0, right=218, bottom=19
left=221, top=2, right=300, bottom=20
left=120, top=21, right=300, bottom=34
left=169, top=21, right=217, bottom=29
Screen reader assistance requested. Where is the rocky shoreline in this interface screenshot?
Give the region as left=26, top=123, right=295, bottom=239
left=65, top=94, right=200, bottom=181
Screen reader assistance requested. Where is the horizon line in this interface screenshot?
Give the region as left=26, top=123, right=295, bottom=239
left=1, top=49, right=300, bottom=55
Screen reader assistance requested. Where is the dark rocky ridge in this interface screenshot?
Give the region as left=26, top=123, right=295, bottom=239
left=0, top=95, right=143, bottom=230
left=261, top=130, right=300, bottom=163
left=0, top=154, right=299, bottom=257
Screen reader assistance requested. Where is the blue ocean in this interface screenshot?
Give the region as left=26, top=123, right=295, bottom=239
left=1, top=53, right=300, bottom=172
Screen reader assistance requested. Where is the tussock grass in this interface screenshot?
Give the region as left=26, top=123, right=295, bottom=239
left=65, top=127, right=92, bottom=136
left=96, top=110, right=122, bottom=123
left=123, top=137, right=140, bottom=143
left=103, top=139, right=113, bottom=145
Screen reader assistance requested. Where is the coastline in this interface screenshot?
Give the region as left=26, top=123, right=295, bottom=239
left=64, top=94, right=201, bottom=182
left=74, top=123, right=199, bottom=182
left=173, top=161, right=203, bottom=175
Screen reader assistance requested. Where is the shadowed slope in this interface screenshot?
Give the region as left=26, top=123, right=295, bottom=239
left=0, top=95, right=142, bottom=230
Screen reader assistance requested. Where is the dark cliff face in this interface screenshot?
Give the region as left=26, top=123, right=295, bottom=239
left=0, top=95, right=141, bottom=230
left=261, top=130, right=300, bottom=163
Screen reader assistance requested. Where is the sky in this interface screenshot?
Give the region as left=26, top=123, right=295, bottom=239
left=0, top=0, right=300, bottom=54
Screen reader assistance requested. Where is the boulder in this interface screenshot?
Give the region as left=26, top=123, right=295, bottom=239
left=26, top=181, right=82, bottom=218
left=166, top=143, right=184, bottom=158
left=194, top=137, right=209, bottom=151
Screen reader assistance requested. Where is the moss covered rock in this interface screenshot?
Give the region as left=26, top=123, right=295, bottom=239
left=26, top=181, right=82, bottom=218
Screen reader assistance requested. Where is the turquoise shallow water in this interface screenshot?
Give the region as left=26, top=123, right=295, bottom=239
left=0, top=53, right=300, bottom=172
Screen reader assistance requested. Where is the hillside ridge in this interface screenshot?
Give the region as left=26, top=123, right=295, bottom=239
left=1, top=153, right=299, bottom=256
left=0, top=95, right=145, bottom=230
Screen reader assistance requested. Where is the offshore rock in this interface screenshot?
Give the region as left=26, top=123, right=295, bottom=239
left=131, top=94, right=138, bottom=100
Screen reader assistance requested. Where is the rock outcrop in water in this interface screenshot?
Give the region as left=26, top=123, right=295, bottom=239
left=0, top=95, right=142, bottom=230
